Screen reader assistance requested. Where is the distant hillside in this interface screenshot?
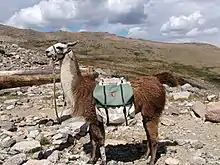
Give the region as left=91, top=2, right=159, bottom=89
left=0, top=24, right=220, bottom=87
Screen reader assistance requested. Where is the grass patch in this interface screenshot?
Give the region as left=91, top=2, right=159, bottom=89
left=40, top=136, right=51, bottom=146
left=16, top=39, right=220, bottom=89
left=168, top=63, right=220, bottom=87
left=169, top=93, right=203, bottom=103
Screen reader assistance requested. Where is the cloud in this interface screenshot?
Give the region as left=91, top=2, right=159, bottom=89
left=6, top=0, right=78, bottom=29
left=2, top=0, right=220, bottom=45
left=186, top=28, right=201, bottom=37
left=0, top=0, right=41, bottom=22
left=160, top=11, right=205, bottom=36
left=186, top=27, right=219, bottom=37
left=203, top=28, right=219, bottom=35
left=128, top=27, right=148, bottom=39
left=106, top=0, right=148, bottom=24
left=5, top=0, right=149, bottom=29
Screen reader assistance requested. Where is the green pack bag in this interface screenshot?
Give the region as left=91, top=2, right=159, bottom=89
left=93, top=83, right=133, bottom=108
left=93, top=77, right=135, bottom=126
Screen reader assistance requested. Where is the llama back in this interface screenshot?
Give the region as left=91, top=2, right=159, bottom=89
left=131, top=76, right=166, bottom=118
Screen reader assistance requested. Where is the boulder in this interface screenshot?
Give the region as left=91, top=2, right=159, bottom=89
left=11, top=140, right=41, bottom=153
left=192, top=101, right=207, bottom=120
left=3, top=153, right=26, bottom=165
left=23, top=159, right=54, bottom=165
left=165, top=157, right=180, bottom=165
left=206, top=101, right=220, bottom=123
left=171, top=91, right=191, bottom=101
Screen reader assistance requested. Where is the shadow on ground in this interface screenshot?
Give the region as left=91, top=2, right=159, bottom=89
left=83, top=140, right=178, bottom=163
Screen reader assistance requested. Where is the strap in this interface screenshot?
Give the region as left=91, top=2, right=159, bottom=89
left=119, top=80, right=128, bottom=126
left=103, top=85, right=110, bottom=126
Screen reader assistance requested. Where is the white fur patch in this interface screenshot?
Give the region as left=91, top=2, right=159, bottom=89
left=60, top=52, right=76, bottom=110
left=100, top=146, right=106, bottom=162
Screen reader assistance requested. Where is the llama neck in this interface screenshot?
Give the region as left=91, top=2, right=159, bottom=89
left=60, top=51, right=82, bottom=111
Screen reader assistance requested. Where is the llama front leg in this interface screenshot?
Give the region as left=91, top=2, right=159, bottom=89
left=60, top=83, right=67, bottom=106
left=99, top=144, right=106, bottom=165
left=88, top=138, right=98, bottom=164
left=88, top=122, right=106, bottom=165
left=143, top=118, right=159, bottom=165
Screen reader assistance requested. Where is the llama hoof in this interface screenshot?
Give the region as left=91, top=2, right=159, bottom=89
left=100, top=161, right=107, bottom=165
left=64, top=101, right=67, bottom=106
left=87, top=159, right=96, bottom=164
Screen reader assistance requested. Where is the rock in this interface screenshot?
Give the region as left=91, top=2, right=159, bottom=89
left=52, top=133, right=66, bottom=140
left=52, top=139, right=65, bottom=145
left=11, top=116, right=23, bottom=123
left=207, top=94, right=217, bottom=102
left=51, top=133, right=73, bottom=146
left=171, top=91, right=191, bottom=101
left=23, top=159, right=54, bottom=165
left=1, top=129, right=15, bottom=137
left=61, top=117, right=88, bottom=132
left=1, top=136, right=16, bottom=148
left=190, top=156, right=206, bottom=165
left=14, top=134, right=27, bottom=142
left=11, top=44, right=19, bottom=48
left=1, top=121, right=17, bottom=132
left=181, top=83, right=194, bottom=91
left=58, top=108, right=72, bottom=117
left=190, top=140, right=204, bottom=150
left=27, top=130, right=40, bottom=139
left=47, top=150, right=60, bottom=163
left=4, top=99, right=18, bottom=105
left=165, top=157, right=180, bottom=165
left=68, top=154, right=80, bottom=161
left=3, top=153, right=26, bottom=165
left=105, top=139, right=128, bottom=146
left=11, top=140, right=41, bottom=153
left=6, top=105, right=15, bottom=110
left=1, top=115, right=10, bottom=121
left=166, top=106, right=180, bottom=115
left=206, top=101, right=220, bottom=123
left=45, top=120, right=54, bottom=126
left=161, top=117, right=175, bottom=126
left=207, top=94, right=217, bottom=101
left=32, top=151, right=44, bottom=160
left=192, top=101, right=207, bottom=120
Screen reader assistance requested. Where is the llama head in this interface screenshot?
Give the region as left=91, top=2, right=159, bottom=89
left=45, top=41, right=78, bottom=61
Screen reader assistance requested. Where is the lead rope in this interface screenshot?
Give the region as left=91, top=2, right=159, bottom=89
left=52, top=60, right=61, bottom=124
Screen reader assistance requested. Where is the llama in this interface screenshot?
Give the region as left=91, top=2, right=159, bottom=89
left=45, top=42, right=166, bottom=165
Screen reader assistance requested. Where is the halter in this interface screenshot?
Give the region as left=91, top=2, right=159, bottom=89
left=52, top=45, right=71, bottom=61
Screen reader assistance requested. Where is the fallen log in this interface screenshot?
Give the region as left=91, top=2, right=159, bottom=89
left=0, top=69, right=97, bottom=90
left=0, top=74, right=60, bottom=89
left=0, top=66, right=93, bottom=76
left=0, top=69, right=60, bottom=76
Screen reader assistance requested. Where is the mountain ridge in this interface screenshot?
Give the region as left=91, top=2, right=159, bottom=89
left=1, top=24, right=220, bottom=87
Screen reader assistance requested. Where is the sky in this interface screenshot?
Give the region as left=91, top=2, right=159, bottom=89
left=1, top=0, right=220, bottom=46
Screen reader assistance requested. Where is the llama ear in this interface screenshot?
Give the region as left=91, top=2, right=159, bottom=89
left=67, top=41, right=79, bottom=47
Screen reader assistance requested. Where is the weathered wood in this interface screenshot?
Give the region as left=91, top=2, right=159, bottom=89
left=0, top=69, right=60, bottom=76
left=0, top=74, right=60, bottom=89
left=0, top=67, right=92, bottom=76
left=0, top=69, right=97, bottom=89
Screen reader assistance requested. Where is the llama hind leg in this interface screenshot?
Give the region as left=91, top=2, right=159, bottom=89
left=143, top=118, right=159, bottom=165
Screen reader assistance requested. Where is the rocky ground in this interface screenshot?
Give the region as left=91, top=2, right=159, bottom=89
left=0, top=43, right=49, bottom=71
left=0, top=43, right=220, bottom=165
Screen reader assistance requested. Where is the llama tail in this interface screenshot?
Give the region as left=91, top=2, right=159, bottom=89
left=154, top=71, right=179, bottom=87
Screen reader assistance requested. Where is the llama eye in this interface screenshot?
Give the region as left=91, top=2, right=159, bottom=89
left=56, top=46, right=64, bottom=50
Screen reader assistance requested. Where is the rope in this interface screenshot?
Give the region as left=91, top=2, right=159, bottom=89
left=52, top=60, right=61, bottom=124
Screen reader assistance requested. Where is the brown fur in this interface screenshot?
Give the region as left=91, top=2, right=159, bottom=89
left=154, top=71, right=179, bottom=87
left=72, top=73, right=166, bottom=165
